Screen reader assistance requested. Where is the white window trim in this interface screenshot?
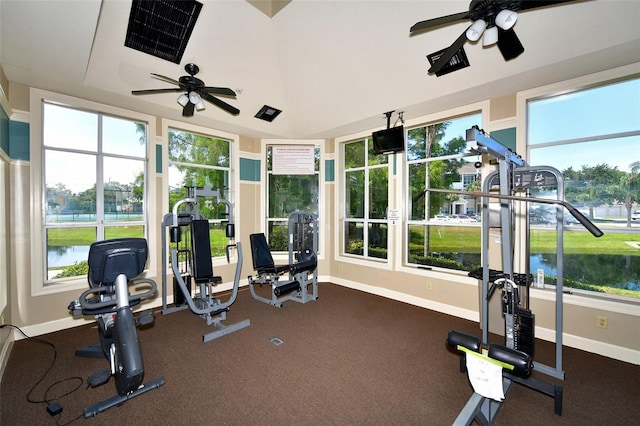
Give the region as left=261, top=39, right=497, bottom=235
left=335, top=101, right=489, bottom=275
left=516, top=63, right=640, bottom=308
left=162, top=118, right=240, bottom=267
left=29, top=88, right=157, bottom=296
left=516, top=63, right=640, bottom=154
left=260, top=139, right=325, bottom=262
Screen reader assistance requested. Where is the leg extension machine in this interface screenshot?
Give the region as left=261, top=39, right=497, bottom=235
left=248, top=211, right=319, bottom=307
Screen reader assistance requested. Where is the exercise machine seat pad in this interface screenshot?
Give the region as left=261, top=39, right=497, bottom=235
left=249, top=233, right=292, bottom=274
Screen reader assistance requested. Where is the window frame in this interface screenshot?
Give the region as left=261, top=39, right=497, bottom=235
left=517, top=63, right=640, bottom=303
left=163, top=119, right=240, bottom=267
left=335, top=102, right=489, bottom=274
left=340, top=135, right=392, bottom=262
left=404, top=112, right=484, bottom=272
left=30, top=88, right=157, bottom=296
left=260, top=139, right=324, bottom=260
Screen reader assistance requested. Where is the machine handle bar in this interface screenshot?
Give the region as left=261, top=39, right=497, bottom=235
left=419, top=188, right=603, bottom=238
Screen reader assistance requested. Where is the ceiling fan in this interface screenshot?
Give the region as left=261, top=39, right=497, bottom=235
left=131, top=63, right=239, bottom=117
left=410, top=1, right=579, bottom=75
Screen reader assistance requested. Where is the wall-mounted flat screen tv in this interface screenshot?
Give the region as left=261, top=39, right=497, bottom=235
left=372, top=125, right=404, bottom=155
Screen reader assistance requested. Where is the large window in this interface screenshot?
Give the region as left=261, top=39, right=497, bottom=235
left=266, top=144, right=320, bottom=251
left=526, top=76, right=640, bottom=299
left=406, top=113, right=483, bottom=271
left=168, top=127, right=234, bottom=257
left=342, top=137, right=389, bottom=259
left=43, top=102, right=148, bottom=282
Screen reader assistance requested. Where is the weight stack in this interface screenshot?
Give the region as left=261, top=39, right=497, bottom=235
left=515, top=307, right=535, bottom=358
left=174, top=274, right=192, bottom=307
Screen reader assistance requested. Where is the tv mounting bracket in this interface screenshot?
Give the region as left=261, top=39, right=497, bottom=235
left=383, top=110, right=404, bottom=129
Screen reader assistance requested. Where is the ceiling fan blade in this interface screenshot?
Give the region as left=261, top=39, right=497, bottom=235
left=202, top=93, right=240, bottom=116
left=519, top=0, right=578, bottom=11
left=182, top=102, right=195, bottom=117
left=428, top=30, right=468, bottom=75
left=410, top=11, right=469, bottom=34
left=150, top=73, right=181, bottom=86
left=131, top=88, right=184, bottom=95
left=497, top=28, right=525, bottom=61
left=202, top=87, right=237, bottom=97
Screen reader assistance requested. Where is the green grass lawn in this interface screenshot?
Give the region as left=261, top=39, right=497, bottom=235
left=47, top=225, right=230, bottom=256
left=531, top=228, right=640, bottom=255
left=410, top=225, right=640, bottom=256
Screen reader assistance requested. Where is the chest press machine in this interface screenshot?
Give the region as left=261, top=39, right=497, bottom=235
left=248, top=211, right=319, bottom=307
left=161, top=184, right=250, bottom=342
left=426, top=127, right=603, bottom=425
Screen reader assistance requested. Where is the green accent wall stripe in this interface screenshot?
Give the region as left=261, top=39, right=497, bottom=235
left=325, top=159, right=334, bottom=182
left=156, top=144, right=162, bottom=173
left=490, top=128, right=516, bottom=152
left=9, top=121, right=29, bottom=161
left=0, top=108, right=8, bottom=157
left=240, top=157, right=260, bottom=182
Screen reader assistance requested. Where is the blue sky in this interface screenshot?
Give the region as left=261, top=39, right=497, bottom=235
left=527, top=78, right=639, bottom=173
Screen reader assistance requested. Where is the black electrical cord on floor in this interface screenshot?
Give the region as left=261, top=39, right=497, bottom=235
left=1, top=324, right=84, bottom=425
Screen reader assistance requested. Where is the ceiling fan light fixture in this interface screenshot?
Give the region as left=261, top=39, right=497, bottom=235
left=466, top=19, right=487, bottom=41
left=495, top=9, right=518, bottom=30
left=195, top=99, right=206, bottom=111
left=482, top=26, right=498, bottom=46
left=188, top=91, right=201, bottom=105
left=177, top=93, right=189, bottom=107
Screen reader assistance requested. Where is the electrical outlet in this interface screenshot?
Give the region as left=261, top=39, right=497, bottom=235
left=426, top=282, right=432, bottom=290
left=596, top=315, right=608, bottom=329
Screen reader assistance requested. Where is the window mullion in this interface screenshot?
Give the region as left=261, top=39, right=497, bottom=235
left=96, top=115, right=105, bottom=240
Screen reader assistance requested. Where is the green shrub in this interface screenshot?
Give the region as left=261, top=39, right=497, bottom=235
left=53, top=260, right=89, bottom=279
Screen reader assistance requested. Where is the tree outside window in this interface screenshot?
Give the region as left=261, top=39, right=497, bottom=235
left=527, top=77, right=640, bottom=299
left=43, top=103, right=147, bottom=281
left=343, top=138, right=389, bottom=259
left=406, top=114, right=482, bottom=271
left=266, top=145, right=320, bottom=251
left=168, top=128, right=232, bottom=257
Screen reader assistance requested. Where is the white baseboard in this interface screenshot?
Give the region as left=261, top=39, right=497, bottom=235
left=330, top=277, right=640, bottom=365
left=9, top=278, right=639, bottom=366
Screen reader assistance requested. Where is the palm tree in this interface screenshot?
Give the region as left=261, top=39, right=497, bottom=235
left=621, top=161, right=640, bottom=228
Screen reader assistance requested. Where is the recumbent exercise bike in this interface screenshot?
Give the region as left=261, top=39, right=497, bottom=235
left=68, top=237, right=165, bottom=418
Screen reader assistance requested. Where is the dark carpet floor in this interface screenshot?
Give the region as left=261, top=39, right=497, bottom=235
left=2, top=283, right=638, bottom=425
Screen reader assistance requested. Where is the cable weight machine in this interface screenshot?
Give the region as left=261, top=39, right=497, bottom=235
left=422, top=127, right=603, bottom=425
left=161, top=184, right=250, bottom=342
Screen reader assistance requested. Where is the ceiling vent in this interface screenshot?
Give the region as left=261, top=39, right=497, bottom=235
left=125, top=0, right=203, bottom=64
left=255, top=105, right=282, bottom=122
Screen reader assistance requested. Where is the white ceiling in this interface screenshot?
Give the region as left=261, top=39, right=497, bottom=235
left=1, top=0, right=639, bottom=139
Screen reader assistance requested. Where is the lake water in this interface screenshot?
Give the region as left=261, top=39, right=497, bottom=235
left=530, top=252, right=640, bottom=291
left=49, top=245, right=639, bottom=292
left=48, top=245, right=90, bottom=268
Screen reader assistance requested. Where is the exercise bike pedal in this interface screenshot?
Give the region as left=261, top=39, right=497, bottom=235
left=135, top=310, right=155, bottom=327
left=88, top=368, right=111, bottom=388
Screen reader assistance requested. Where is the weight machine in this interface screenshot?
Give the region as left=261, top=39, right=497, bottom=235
left=68, top=238, right=165, bottom=418
left=248, top=211, right=319, bottom=307
left=161, top=184, right=250, bottom=342
left=423, top=127, right=602, bottom=425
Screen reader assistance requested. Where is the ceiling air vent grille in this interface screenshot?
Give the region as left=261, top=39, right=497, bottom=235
left=125, top=0, right=203, bottom=64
